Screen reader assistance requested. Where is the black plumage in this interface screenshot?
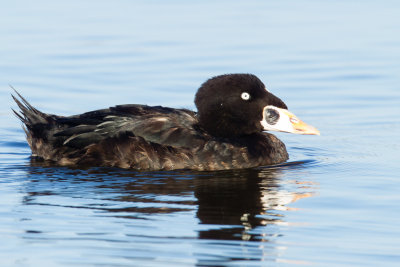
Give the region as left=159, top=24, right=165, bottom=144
left=12, top=74, right=309, bottom=171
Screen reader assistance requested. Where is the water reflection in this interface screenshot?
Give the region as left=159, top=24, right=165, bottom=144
left=194, top=168, right=315, bottom=243
left=20, top=160, right=317, bottom=264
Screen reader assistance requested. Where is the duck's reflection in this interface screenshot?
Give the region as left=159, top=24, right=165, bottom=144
left=24, top=160, right=316, bottom=241
left=22, top=160, right=316, bottom=264
left=194, top=167, right=315, bottom=242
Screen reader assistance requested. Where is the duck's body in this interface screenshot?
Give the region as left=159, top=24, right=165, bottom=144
left=13, top=74, right=318, bottom=171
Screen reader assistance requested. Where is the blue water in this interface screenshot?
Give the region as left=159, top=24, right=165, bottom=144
left=1, top=0, right=400, bottom=266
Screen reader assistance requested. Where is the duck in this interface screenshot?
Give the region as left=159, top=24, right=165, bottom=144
left=12, top=74, right=319, bottom=171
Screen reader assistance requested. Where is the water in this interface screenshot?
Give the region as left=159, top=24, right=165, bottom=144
left=1, top=0, right=400, bottom=266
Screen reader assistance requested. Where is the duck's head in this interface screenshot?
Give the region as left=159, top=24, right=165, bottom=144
left=195, top=74, right=320, bottom=137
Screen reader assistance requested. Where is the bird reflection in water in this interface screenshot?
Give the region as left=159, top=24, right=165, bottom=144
left=194, top=164, right=317, bottom=242
left=22, top=159, right=317, bottom=263
left=27, top=159, right=316, bottom=237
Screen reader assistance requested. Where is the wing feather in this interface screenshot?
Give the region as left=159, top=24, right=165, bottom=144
left=52, top=104, right=207, bottom=149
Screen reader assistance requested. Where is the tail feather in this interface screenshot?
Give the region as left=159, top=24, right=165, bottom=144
left=11, top=88, right=49, bottom=127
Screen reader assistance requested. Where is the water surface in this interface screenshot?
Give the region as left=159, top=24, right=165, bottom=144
left=1, top=0, right=399, bottom=266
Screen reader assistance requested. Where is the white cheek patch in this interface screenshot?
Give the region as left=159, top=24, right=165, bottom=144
left=260, top=106, right=294, bottom=133
left=265, top=86, right=269, bottom=92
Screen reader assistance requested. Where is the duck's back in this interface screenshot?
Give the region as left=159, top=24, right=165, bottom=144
left=62, top=104, right=209, bottom=169
left=13, top=94, right=288, bottom=170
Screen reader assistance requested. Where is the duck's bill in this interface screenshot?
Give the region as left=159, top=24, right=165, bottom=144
left=260, top=106, right=320, bottom=135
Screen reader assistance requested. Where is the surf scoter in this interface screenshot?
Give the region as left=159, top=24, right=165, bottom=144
left=12, top=74, right=319, bottom=171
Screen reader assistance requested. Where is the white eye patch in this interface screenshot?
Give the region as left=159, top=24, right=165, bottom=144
left=241, top=92, right=250, bottom=100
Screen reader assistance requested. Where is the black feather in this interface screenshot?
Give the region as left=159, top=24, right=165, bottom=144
left=11, top=74, right=291, bottom=171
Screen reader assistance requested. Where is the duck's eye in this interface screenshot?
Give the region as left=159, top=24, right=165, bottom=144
left=265, top=108, right=280, bottom=125
left=241, top=92, right=250, bottom=100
